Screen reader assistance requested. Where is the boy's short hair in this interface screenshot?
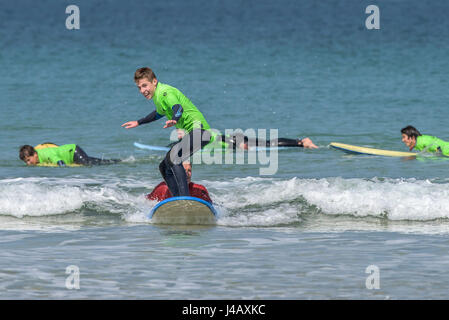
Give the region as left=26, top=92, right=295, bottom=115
left=401, top=125, right=422, bottom=138
left=19, top=145, right=36, bottom=161
left=134, top=67, right=157, bottom=82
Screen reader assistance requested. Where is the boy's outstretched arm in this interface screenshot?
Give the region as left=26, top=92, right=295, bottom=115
left=121, top=110, right=164, bottom=129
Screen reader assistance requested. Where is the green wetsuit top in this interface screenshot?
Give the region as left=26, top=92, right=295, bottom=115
left=36, top=144, right=76, bottom=164
left=153, top=82, right=211, bottom=133
left=415, top=135, right=449, bottom=156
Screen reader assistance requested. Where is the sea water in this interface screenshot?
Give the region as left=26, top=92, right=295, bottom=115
left=1, top=0, right=449, bottom=299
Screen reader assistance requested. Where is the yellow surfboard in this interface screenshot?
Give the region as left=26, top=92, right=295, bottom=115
left=330, top=142, right=417, bottom=157
left=36, top=163, right=83, bottom=167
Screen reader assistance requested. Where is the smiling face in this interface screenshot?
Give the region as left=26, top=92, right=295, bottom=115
left=401, top=133, right=416, bottom=150
left=136, top=77, right=158, bottom=100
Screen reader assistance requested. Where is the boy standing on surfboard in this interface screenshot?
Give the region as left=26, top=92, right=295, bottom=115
left=401, top=125, right=449, bottom=156
left=122, top=67, right=213, bottom=197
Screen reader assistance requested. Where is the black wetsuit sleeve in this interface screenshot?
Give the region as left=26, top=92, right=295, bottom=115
left=137, top=110, right=163, bottom=125
left=222, top=134, right=249, bottom=149
left=171, top=104, right=183, bottom=122
left=269, top=138, right=303, bottom=147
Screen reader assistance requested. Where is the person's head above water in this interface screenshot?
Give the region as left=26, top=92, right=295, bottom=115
left=134, top=67, right=158, bottom=100
left=401, top=125, right=422, bottom=150
left=19, top=145, right=39, bottom=165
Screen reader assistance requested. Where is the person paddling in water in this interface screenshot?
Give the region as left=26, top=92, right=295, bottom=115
left=170, top=129, right=318, bottom=150
left=221, top=133, right=318, bottom=150
left=19, top=144, right=120, bottom=166
left=401, top=125, right=449, bottom=156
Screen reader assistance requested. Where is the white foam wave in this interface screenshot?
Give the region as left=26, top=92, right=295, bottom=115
left=3, top=176, right=449, bottom=228
left=0, top=177, right=150, bottom=218
left=298, top=177, right=449, bottom=221
left=207, top=176, right=449, bottom=224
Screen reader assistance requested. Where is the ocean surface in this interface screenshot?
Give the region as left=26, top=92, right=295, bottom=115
left=1, top=0, right=449, bottom=299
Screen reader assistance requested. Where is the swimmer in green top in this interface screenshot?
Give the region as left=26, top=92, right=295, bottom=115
left=122, top=67, right=213, bottom=197
left=19, top=144, right=120, bottom=166
left=401, top=125, right=449, bottom=156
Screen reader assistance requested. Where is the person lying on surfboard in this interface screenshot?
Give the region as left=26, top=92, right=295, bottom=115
left=122, top=67, right=216, bottom=198
left=220, top=133, right=318, bottom=150
left=19, top=143, right=120, bottom=166
left=170, top=129, right=318, bottom=150
left=146, top=161, right=212, bottom=203
left=401, top=125, right=449, bottom=156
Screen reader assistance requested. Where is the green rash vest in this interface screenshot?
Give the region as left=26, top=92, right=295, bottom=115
left=153, top=82, right=211, bottom=133
left=415, top=135, right=449, bottom=156
left=36, top=144, right=76, bottom=164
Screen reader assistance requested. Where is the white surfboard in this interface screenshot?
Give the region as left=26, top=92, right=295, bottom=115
left=330, top=142, right=417, bottom=157
left=148, top=196, right=218, bottom=225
